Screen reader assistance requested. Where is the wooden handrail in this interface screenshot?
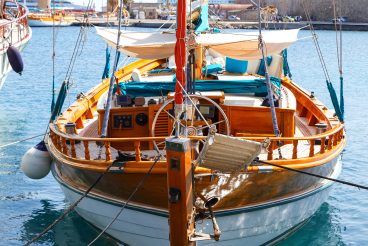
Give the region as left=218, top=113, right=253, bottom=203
left=49, top=123, right=344, bottom=143
left=48, top=121, right=344, bottom=166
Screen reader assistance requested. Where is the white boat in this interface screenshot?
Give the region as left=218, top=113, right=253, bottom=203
left=0, top=1, right=32, bottom=89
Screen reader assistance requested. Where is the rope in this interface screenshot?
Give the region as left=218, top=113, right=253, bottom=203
left=87, top=154, right=162, bottom=245
left=0, top=134, right=44, bottom=149
left=255, top=159, right=368, bottom=191
left=332, top=0, right=345, bottom=118
left=24, top=162, right=115, bottom=246
left=100, top=0, right=125, bottom=138
left=63, top=0, right=94, bottom=83
left=301, top=0, right=344, bottom=122
left=257, top=0, right=282, bottom=159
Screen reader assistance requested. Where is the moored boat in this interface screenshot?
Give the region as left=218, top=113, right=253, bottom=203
left=27, top=12, right=74, bottom=27
left=23, top=0, right=346, bottom=245
left=0, top=0, right=31, bottom=89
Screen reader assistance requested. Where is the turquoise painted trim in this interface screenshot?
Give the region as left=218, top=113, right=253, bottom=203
left=51, top=165, right=334, bottom=219
left=194, top=3, right=209, bottom=34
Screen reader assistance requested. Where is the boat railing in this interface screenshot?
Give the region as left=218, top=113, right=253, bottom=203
left=0, top=2, right=30, bottom=52
left=48, top=122, right=345, bottom=172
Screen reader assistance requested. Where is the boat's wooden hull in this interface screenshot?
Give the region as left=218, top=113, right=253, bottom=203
left=52, top=157, right=341, bottom=245
left=51, top=154, right=341, bottom=245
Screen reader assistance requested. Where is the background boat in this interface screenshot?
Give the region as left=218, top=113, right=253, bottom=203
left=27, top=12, right=74, bottom=27
left=0, top=1, right=32, bottom=90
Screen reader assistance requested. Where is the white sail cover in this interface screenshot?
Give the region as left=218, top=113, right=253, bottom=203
left=96, top=27, right=299, bottom=60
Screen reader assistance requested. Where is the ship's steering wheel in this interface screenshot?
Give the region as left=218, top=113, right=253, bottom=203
left=151, top=94, right=230, bottom=158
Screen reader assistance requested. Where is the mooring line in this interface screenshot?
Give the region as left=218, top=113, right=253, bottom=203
left=24, top=162, right=115, bottom=246
left=255, top=159, right=368, bottom=191
left=0, top=134, right=45, bottom=149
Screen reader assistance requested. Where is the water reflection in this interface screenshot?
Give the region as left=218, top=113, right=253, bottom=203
left=21, top=200, right=118, bottom=245
left=278, top=202, right=345, bottom=246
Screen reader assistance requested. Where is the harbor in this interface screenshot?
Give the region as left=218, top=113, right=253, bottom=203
left=0, top=0, right=367, bottom=245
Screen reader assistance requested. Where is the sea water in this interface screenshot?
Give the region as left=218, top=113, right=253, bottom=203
left=0, top=27, right=367, bottom=245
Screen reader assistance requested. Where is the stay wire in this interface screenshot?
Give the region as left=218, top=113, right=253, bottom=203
left=24, top=162, right=115, bottom=246
left=332, top=0, right=343, bottom=75
left=301, top=0, right=331, bottom=82
left=255, top=160, right=368, bottom=191
left=0, top=134, right=45, bottom=149
left=63, top=0, right=94, bottom=82
left=87, top=154, right=162, bottom=245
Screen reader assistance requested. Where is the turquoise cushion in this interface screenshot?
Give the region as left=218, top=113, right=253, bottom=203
left=257, top=56, right=273, bottom=76
left=203, top=63, right=223, bottom=75
left=225, top=57, right=248, bottom=74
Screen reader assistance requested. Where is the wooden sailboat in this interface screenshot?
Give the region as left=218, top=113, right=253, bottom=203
left=27, top=0, right=74, bottom=27
left=27, top=11, right=74, bottom=26
left=23, top=0, right=345, bottom=245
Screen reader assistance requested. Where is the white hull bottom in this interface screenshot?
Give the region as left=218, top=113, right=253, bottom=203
left=57, top=158, right=341, bottom=246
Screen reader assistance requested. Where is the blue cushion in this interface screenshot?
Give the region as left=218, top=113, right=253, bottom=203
left=203, top=63, right=223, bottom=75
left=225, top=57, right=248, bottom=74
left=257, top=56, right=273, bottom=76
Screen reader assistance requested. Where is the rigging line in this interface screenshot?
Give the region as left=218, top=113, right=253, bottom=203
left=301, top=0, right=331, bottom=82
left=51, top=1, right=56, bottom=112
left=87, top=154, right=162, bottom=245
left=257, top=1, right=280, bottom=135
left=63, top=0, right=94, bottom=81
left=255, top=159, right=368, bottom=191
left=0, top=134, right=45, bottom=149
left=100, top=0, right=125, bottom=138
left=301, top=1, right=327, bottom=75
left=258, top=0, right=282, bottom=159
left=332, top=0, right=343, bottom=74
left=24, top=162, right=115, bottom=246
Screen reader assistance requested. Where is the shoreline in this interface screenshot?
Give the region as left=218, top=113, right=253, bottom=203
left=73, top=18, right=368, bottom=31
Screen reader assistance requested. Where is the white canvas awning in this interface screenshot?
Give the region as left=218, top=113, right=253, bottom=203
left=96, top=27, right=299, bottom=60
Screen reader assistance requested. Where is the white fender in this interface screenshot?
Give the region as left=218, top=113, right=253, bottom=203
left=21, top=141, right=51, bottom=179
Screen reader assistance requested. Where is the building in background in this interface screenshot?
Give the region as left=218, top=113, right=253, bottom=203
left=263, top=0, right=367, bottom=23
left=130, top=0, right=163, bottom=19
